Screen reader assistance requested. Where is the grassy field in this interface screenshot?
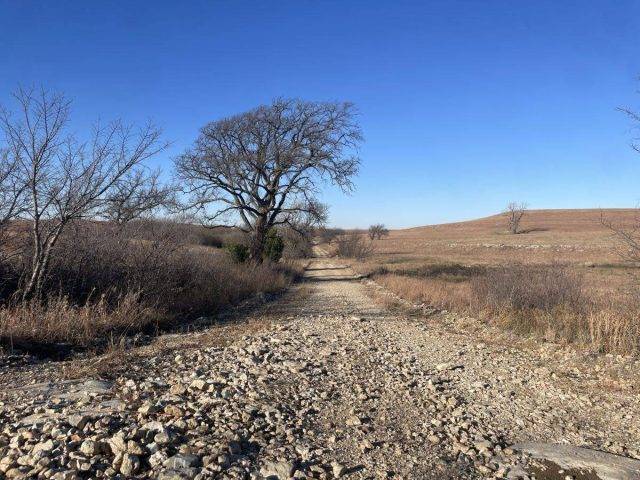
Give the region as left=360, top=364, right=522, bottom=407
left=342, top=209, right=640, bottom=355
left=365, top=208, right=636, bottom=263
left=356, top=209, right=637, bottom=291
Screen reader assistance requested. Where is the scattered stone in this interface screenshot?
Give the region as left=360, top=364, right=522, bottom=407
left=0, top=259, right=638, bottom=480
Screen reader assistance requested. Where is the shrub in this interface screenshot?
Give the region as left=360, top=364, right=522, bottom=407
left=281, top=228, right=313, bottom=258
left=335, top=232, right=373, bottom=259
left=198, top=231, right=224, bottom=248
left=318, top=227, right=344, bottom=244
left=471, top=263, right=585, bottom=313
left=368, top=224, right=389, bottom=240
left=226, top=243, right=249, bottom=263
left=0, top=221, right=300, bottom=353
left=264, top=229, right=285, bottom=262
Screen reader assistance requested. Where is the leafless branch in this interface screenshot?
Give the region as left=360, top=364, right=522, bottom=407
left=175, top=98, right=362, bottom=260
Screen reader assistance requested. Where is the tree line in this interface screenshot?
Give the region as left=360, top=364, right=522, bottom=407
left=0, top=88, right=364, bottom=299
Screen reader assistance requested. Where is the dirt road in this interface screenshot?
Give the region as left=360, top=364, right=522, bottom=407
left=1, top=258, right=639, bottom=479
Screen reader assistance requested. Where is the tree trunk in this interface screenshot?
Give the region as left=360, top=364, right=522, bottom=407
left=22, top=261, right=42, bottom=301
left=22, top=226, right=63, bottom=301
left=249, top=217, right=268, bottom=262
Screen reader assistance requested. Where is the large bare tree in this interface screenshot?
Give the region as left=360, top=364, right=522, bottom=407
left=0, top=87, right=168, bottom=299
left=176, top=98, right=362, bottom=260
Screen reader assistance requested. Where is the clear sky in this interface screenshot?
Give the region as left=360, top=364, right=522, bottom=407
left=1, top=1, right=640, bottom=228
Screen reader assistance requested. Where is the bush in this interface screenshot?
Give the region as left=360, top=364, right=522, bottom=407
left=471, top=263, right=585, bottom=313
left=226, top=243, right=249, bottom=263
left=374, top=261, right=640, bottom=355
left=469, top=263, right=593, bottom=343
left=335, top=232, right=373, bottom=259
left=281, top=227, right=313, bottom=258
left=264, top=229, right=285, bottom=262
left=318, top=227, right=344, bottom=244
left=368, top=224, right=389, bottom=240
left=198, top=231, right=224, bottom=248
left=0, top=221, right=301, bottom=353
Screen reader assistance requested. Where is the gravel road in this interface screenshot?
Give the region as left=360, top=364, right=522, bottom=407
left=0, top=258, right=639, bottom=479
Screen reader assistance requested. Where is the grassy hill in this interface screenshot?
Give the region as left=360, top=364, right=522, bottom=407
left=370, top=208, right=639, bottom=267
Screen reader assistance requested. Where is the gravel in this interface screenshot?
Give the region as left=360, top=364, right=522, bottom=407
left=0, top=259, right=638, bottom=479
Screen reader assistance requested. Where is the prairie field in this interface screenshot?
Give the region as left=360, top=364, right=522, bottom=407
left=345, top=209, right=640, bottom=355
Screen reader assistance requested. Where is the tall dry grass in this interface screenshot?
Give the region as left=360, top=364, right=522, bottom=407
left=0, top=220, right=301, bottom=354
left=374, top=262, right=640, bottom=355
left=0, top=293, right=155, bottom=349
left=375, top=274, right=472, bottom=311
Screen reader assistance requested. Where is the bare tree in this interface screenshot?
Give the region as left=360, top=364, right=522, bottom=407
left=601, top=210, right=640, bottom=264
left=0, top=87, right=168, bottom=299
left=504, top=202, right=527, bottom=234
left=176, top=98, right=362, bottom=261
left=0, top=148, right=28, bottom=259
left=619, top=106, right=640, bottom=154
left=368, top=223, right=389, bottom=240
left=101, top=169, right=174, bottom=225
left=602, top=105, right=640, bottom=262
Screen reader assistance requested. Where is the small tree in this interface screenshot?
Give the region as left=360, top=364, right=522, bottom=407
left=226, top=243, right=249, bottom=263
left=263, top=229, right=285, bottom=262
left=176, top=98, right=362, bottom=262
left=504, top=202, right=527, bottom=234
left=603, top=104, right=640, bottom=262
left=368, top=223, right=389, bottom=240
left=335, top=232, right=372, bottom=259
left=0, top=87, right=168, bottom=299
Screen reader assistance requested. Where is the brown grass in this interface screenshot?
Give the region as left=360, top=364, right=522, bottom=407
left=0, top=221, right=302, bottom=355
left=360, top=209, right=637, bottom=268
left=356, top=209, right=640, bottom=356
left=375, top=274, right=472, bottom=311
left=373, top=264, right=640, bottom=355
left=0, top=292, right=156, bottom=350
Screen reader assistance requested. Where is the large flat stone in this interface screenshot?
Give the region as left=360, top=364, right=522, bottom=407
left=514, top=442, right=640, bottom=480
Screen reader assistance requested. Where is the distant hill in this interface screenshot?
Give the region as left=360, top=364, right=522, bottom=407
left=371, top=209, right=639, bottom=266
left=401, top=208, right=638, bottom=237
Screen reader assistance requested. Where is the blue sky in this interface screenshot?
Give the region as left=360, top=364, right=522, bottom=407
left=1, top=1, right=640, bottom=228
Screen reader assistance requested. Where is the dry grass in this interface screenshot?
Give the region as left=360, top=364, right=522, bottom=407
left=359, top=209, right=637, bottom=268
left=0, top=221, right=302, bottom=355
left=356, top=209, right=640, bottom=356
left=0, top=293, right=156, bottom=350
left=375, top=274, right=472, bottom=311
left=373, top=265, right=640, bottom=355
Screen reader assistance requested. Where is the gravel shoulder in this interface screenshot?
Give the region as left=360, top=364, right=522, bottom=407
left=0, top=259, right=639, bottom=479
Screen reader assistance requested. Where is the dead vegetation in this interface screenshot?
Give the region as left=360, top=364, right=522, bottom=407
left=334, top=232, right=373, bottom=259
left=374, top=261, right=640, bottom=355
left=351, top=209, right=640, bottom=356
left=0, top=88, right=307, bottom=356
left=0, top=220, right=301, bottom=353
